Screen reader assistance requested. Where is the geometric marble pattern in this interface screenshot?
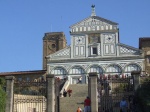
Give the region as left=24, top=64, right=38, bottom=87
left=14, top=97, right=46, bottom=103
left=118, top=44, right=140, bottom=55
left=120, top=63, right=126, bottom=68
left=50, top=47, right=70, bottom=58
left=57, top=48, right=70, bottom=56
left=120, top=46, right=137, bottom=54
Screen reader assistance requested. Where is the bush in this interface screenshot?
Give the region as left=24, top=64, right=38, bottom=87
left=113, top=83, right=128, bottom=93
left=0, top=77, right=6, bottom=112
left=136, top=77, right=150, bottom=112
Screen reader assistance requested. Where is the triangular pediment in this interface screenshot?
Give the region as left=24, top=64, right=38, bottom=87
left=70, top=16, right=118, bottom=28
left=47, top=46, right=71, bottom=59
left=70, top=16, right=118, bottom=33
left=117, top=43, right=142, bottom=56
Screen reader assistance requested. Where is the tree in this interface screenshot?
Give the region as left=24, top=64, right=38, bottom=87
left=0, top=77, right=6, bottom=112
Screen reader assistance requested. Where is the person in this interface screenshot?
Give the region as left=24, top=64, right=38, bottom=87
left=78, top=77, right=82, bottom=84
left=67, top=89, right=72, bottom=97
left=63, top=89, right=67, bottom=97
left=120, top=97, right=128, bottom=112
left=84, top=96, right=91, bottom=112
left=77, top=107, right=82, bottom=112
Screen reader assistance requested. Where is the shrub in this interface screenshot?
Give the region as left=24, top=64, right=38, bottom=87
left=136, top=77, right=150, bottom=112
left=0, top=78, right=6, bottom=112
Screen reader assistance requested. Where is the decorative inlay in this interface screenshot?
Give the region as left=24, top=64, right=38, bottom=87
left=14, top=97, right=46, bottom=103
left=101, top=64, right=108, bottom=68
left=75, top=36, right=85, bottom=45
left=120, top=46, right=136, bottom=54
left=64, top=65, right=70, bottom=71
left=137, top=62, right=142, bottom=67
left=50, top=47, right=70, bottom=58
left=82, top=65, right=89, bottom=69
left=120, top=63, right=126, bottom=68
left=104, top=34, right=115, bottom=43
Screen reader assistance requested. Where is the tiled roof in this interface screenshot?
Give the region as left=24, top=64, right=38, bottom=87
left=0, top=70, right=46, bottom=76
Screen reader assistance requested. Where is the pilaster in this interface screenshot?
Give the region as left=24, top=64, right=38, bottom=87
left=131, top=71, right=140, bottom=91
left=100, top=34, right=104, bottom=57
left=46, top=74, right=55, bottom=112
left=89, top=72, right=98, bottom=112
left=5, top=76, right=15, bottom=112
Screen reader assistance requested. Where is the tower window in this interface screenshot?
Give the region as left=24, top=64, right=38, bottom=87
left=52, top=44, right=56, bottom=48
left=93, top=47, right=97, bottom=54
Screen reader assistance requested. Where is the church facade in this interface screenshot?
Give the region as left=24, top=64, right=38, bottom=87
left=45, top=6, right=144, bottom=84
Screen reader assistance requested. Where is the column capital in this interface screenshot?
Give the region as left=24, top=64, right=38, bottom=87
left=89, top=72, right=97, bottom=77
left=46, top=74, right=55, bottom=78
left=5, top=76, right=15, bottom=80
left=131, top=71, right=141, bottom=76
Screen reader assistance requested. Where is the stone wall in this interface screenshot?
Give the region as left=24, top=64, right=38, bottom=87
left=139, top=38, right=150, bottom=75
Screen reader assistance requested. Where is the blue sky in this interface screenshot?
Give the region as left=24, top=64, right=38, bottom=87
left=0, top=0, right=150, bottom=72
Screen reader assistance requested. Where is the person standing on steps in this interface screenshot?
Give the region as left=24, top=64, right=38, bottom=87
left=77, top=107, right=82, bottom=112
left=120, top=97, right=128, bottom=112
left=78, top=77, right=82, bottom=84
left=63, top=89, right=67, bottom=97
left=67, top=89, right=72, bottom=97
left=84, top=96, right=91, bottom=112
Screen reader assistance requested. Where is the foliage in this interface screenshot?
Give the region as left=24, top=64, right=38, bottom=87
left=0, top=77, right=5, bottom=87
left=0, top=77, right=6, bottom=112
left=136, top=77, right=150, bottom=112
left=113, top=83, right=128, bottom=93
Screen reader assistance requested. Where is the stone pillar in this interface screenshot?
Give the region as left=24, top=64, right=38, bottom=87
left=46, top=74, right=55, bottom=112
left=88, top=76, right=91, bottom=98
left=131, top=71, right=140, bottom=91
left=5, top=76, right=15, bottom=112
left=89, top=72, right=98, bottom=112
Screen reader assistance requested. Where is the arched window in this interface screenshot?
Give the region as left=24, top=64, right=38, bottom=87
left=125, top=64, right=141, bottom=72
left=52, top=67, right=67, bottom=75
left=70, top=66, right=85, bottom=74
left=87, top=65, right=103, bottom=74
left=106, top=65, right=122, bottom=73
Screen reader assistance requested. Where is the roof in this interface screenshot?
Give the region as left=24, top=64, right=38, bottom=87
left=0, top=70, right=46, bottom=76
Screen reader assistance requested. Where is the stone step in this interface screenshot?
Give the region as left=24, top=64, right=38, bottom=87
left=60, top=84, right=88, bottom=112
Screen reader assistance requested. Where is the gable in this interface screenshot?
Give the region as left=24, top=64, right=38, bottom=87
left=47, top=46, right=71, bottom=60
left=70, top=16, right=118, bottom=33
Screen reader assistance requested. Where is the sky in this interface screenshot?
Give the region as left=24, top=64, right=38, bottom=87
left=0, top=0, right=150, bottom=72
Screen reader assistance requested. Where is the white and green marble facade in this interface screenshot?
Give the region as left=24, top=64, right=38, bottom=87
left=46, top=6, right=144, bottom=84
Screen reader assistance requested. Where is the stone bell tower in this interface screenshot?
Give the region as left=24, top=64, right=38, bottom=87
left=43, top=32, right=67, bottom=70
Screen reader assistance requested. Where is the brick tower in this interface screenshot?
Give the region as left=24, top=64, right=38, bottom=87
left=43, top=32, right=67, bottom=70
left=139, top=37, right=150, bottom=75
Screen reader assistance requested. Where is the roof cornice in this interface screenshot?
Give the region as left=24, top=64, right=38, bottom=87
left=48, top=56, right=144, bottom=63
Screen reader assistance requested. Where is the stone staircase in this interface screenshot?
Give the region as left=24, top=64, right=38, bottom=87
left=60, top=84, right=88, bottom=112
